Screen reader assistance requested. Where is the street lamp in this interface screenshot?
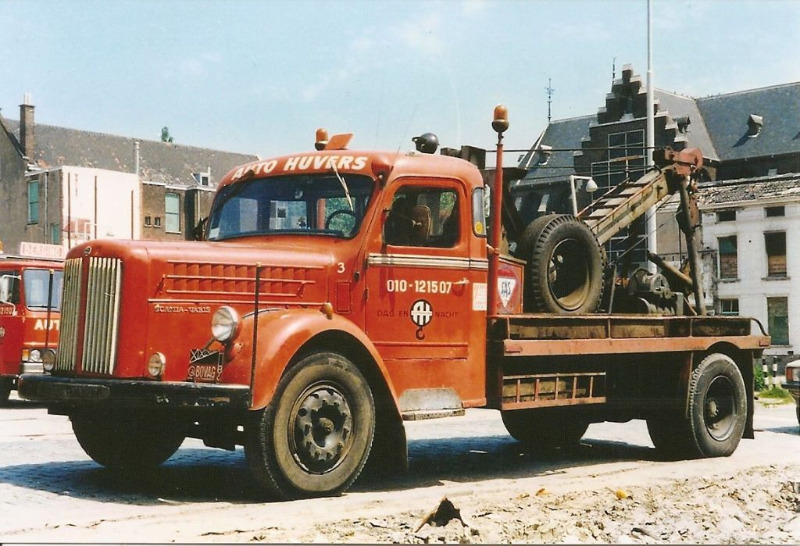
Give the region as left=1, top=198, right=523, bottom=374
left=568, top=175, right=598, bottom=216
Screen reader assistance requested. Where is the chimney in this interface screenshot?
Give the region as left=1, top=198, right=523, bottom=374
left=19, top=93, right=35, bottom=160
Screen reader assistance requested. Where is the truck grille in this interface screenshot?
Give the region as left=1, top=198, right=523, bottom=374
left=55, top=257, right=122, bottom=374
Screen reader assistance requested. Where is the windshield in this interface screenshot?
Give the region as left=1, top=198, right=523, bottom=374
left=23, top=269, right=63, bottom=310
left=207, top=173, right=375, bottom=241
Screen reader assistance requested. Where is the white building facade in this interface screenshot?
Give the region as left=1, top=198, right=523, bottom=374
left=700, top=175, right=799, bottom=361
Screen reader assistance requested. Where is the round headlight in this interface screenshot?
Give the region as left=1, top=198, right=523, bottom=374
left=148, top=352, right=166, bottom=377
left=211, top=306, right=240, bottom=343
left=29, top=349, right=42, bottom=363
left=42, top=349, right=57, bottom=372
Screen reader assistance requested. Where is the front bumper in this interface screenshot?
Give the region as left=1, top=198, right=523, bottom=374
left=18, top=374, right=251, bottom=410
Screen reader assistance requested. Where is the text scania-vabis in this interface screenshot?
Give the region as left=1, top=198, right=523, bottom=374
left=0, top=256, right=62, bottom=404
left=19, top=109, right=770, bottom=499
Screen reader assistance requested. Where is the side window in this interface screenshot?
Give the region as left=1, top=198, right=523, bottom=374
left=384, top=187, right=459, bottom=248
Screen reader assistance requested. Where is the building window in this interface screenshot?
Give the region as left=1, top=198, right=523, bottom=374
left=144, top=216, right=152, bottom=227
left=767, top=297, right=789, bottom=346
left=165, top=193, right=180, bottom=233
left=719, top=298, right=739, bottom=316
left=154, top=217, right=162, bottom=228
left=765, top=206, right=785, bottom=217
left=193, top=172, right=210, bottom=186
left=716, top=210, right=736, bottom=222
left=764, top=232, right=787, bottom=278
left=28, top=179, right=40, bottom=224
left=50, top=223, right=61, bottom=245
left=718, top=236, right=738, bottom=280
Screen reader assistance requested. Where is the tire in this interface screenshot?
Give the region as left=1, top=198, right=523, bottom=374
left=71, top=411, right=185, bottom=471
left=245, top=352, right=375, bottom=500
left=0, top=378, right=13, bottom=406
left=646, top=415, right=694, bottom=459
left=519, top=214, right=605, bottom=314
left=501, top=409, right=588, bottom=452
left=686, top=353, right=747, bottom=457
left=647, top=354, right=747, bottom=459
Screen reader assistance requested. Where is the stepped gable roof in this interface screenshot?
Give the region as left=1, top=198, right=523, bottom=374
left=4, top=119, right=258, bottom=187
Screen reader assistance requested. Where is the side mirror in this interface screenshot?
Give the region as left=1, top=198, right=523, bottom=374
left=192, top=217, right=208, bottom=241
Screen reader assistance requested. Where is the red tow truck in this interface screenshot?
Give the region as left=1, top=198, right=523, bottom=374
left=0, top=256, right=62, bottom=404
left=19, top=108, right=769, bottom=499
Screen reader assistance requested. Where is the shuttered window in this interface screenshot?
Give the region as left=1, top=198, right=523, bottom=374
left=765, top=232, right=787, bottom=278
left=767, top=297, right=789, bottom=345
left=718, top=236, right=738, bottom=280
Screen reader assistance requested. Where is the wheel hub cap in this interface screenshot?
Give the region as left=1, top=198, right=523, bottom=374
left=292, top=385, right=353, bottom=473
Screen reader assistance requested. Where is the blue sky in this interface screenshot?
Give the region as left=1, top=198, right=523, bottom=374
left=1, top=0, right=798, bottom=159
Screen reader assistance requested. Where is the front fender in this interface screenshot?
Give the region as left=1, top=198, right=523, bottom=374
left=239, top=308, right=398, bottom=411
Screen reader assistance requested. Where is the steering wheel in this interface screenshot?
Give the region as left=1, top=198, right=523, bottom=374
left=324, top=209, right=357, bottom=231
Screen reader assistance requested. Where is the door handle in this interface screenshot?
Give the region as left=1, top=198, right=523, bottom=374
left=453, top=278, right=469, bottom=286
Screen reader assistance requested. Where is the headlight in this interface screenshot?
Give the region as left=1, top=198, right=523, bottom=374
left=148, top=352, right=166, bottom=377
left=42, top=349, right=57, bottom=372
left=787, top=365, right=798, bottom=383
left=211, top=306, right=240, bottom=343
left=22, top=349, right=42, bottom=362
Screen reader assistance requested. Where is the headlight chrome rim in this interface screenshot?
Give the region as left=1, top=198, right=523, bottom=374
left=211, top=306, right=241, bottom=343
left=148, top=352, right=166, bottom=378
left=42, top=349, right=57, bottom=372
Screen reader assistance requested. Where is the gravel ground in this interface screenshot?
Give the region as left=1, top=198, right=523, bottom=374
left=306, top=465, right=800, bottom=544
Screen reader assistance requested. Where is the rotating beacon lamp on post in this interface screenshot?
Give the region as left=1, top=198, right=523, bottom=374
left=488, top=105, right=508, bottom=316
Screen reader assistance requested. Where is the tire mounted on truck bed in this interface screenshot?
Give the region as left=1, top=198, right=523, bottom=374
left=518, top=214, right=605, bottom=314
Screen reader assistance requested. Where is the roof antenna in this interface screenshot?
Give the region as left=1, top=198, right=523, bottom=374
left=545, top=77, right=555, bottom=123
left=612, top=56, right=616, bottom=84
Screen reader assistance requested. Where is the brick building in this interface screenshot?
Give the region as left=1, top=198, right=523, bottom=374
left=0, top=96, right=258, bottom=254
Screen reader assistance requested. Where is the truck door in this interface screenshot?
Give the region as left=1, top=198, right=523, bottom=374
left=0, top=270, right=23, bottom=376
left=364, top=179, right=487, bottom=413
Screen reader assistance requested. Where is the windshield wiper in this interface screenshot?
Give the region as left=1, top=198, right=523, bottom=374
left=331, top=162, right=354, bottom=211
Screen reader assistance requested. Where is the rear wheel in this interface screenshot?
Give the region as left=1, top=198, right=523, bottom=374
left=245, top=352, right=375, bottom=500
left=71, top=411, right=185, bottom=470
left=687, top=353, right=747, bottom=457
left=501, top=409, right=588, bottom=452
left=648, top=353, right=747, bottom=459
left=518, top=214, right=605, bottom=314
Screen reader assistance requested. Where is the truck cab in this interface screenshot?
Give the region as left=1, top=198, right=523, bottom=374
left=0, top=257, right=62, bottom=403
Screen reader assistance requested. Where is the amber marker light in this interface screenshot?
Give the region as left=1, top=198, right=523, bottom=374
left=315, top=128, right=329, bottom=151
left=492, top=104, right=509, bottom=134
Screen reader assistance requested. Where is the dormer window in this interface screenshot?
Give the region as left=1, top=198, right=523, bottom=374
left=747, top=114, right=763, bottom=137
left=193, top=172, right=210, bottom=186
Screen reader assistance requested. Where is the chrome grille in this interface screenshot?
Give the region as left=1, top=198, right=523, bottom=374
left=55, top=258, right=82, bottom=371
left=81, top=257, right=123, bottom=374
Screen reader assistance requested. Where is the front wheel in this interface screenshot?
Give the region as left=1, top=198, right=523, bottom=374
left=245, top=352, right=375, bottom=500
left=71, top=411, right=185, bottom=471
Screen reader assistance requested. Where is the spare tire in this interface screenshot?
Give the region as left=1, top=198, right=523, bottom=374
left=519, top=214, right=605, bottom=314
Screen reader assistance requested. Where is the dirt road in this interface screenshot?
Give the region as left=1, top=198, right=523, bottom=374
left=1, top=398, right=798, bottom=543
